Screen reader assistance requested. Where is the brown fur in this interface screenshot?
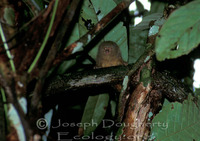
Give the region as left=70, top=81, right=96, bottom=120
left=96, top=41, right=127, bottom=68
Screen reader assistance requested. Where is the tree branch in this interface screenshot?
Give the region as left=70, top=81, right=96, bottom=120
left=44, top=65, right=131, bottom=97
left=43, top=63, right=189, bottom=103
left=117, top=44, right=155, bottom=122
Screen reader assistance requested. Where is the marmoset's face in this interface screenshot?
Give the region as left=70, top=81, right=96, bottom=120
left=98, top=41, right=120, bottom=57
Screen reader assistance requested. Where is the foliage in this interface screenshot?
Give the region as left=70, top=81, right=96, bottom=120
left=80, top=94, right=109, bottom=136
left=150, top=95, right=200, bottom=141
left=156, top=0, right=200, bottom=61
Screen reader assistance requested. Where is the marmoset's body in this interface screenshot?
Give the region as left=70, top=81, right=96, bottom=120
left=96, top=41, right=127, bottom=68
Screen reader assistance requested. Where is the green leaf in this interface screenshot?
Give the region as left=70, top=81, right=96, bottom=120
left=150, top=95, right=200, bottom=141
left=4, top=7, right=15, bottom=26
left=150, top=1, right=165, bottom=14
left=80, top=93, right=109, bottom=135
left=155, top=0, right=200, bottom=61
left=110, top=100, right=117, bottom=117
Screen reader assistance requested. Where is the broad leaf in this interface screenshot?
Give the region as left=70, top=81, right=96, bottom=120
left=80, top=94, right=109, bottom=136
left=150, top=95, right=200, bottom=140
left=156, top=0, right=200, bottom=61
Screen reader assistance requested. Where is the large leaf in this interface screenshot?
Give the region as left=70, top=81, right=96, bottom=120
left=156, top=0, right=200, bottom=61
left=80, top=94, right=109, bottom=136
left=150, top=95, right=200, bottom=140
left=58, top=0, right=128, bottom=73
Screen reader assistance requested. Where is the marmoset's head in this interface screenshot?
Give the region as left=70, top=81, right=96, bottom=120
left=95, top=41, right=126, bottom=68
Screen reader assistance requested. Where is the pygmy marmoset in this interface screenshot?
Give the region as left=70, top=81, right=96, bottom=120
left=95, top=41, right=127, bottom=68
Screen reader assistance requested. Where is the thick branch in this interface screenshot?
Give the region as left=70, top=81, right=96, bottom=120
left=44, top=65, right=131, bottom=97
left=120, top=83, right=153, bottom=141
left=43, top=64, right=190, bottom=103
left=117, top=44, right=155, bottom=122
